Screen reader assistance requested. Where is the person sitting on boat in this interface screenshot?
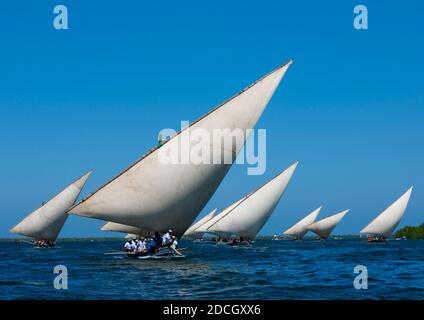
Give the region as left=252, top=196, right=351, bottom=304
left=130, top=239, right=138, bottom=251
left=162, top=230, right=173, bottom=247
left=136, top=238, right=147, bottom=253
left=124, top=240, right=133, bottom=252
left=147, top=235, right=161, bottom=253
left=146, top=238, right=153, bottom=253
left=170, top=236, right=178, bottom=250
left=35, top=239, right=49, bottom=247
left=230, top=238, right=240, bottom=245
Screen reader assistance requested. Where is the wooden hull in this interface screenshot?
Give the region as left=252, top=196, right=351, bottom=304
left=126, top=247, right=182, bottom=258
left=367, top=236, right=387, bottom=242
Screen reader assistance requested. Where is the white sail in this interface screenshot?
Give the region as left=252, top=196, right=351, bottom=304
left=125, top=233, right=139, bottom=239
left=360, top=187, right=413, bottom=238
left=197, top=162, right=298, bottom=240
left=69, top=61, right=293, bottom=235
left=101, top=221, right=154, bottom=237
left=306, top=209, right=349, bottom=239
left=283, top=206, right=322, bottom=239
left=182, top=209, right=217, bottom=239
left=196, top=199, right=246, bottom=235
left=10, top=171, right=92, bottom=241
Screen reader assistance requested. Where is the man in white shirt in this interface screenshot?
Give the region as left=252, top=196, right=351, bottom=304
left=130, top=240, right=137, bottom=251
left=170, top=236, right=178, bottom=249
left=124, top=240, right=132, bottom=252
left=162, top=230, right=173, bottom=246
left=137, top=238, right=146, bottom=252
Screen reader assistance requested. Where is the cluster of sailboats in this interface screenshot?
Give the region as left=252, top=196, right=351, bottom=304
left=281, top=185, right=413, bottom=242
left=9, top=60, right=414, bottom=257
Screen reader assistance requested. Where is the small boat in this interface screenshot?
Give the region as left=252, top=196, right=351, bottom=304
left=360, top=187, right=413, bottom=242
left=395, top=236, right=407, bottom=241
left=10, top=171, right=92, bottom=247
left=282, top=206, right=322, bottom=240
left=195, top=162, right=298, bottom=243
left=228, top=239, right=251, bottom=246
left=193, top=238, right=228, bottom=244
left=306, top=209, right=349, bottom=240
left=107, top=247, right=185, bottom=259
left=367, top=235, right=387, bottom=242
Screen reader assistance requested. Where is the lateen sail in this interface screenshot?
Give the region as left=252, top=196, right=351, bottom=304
left=360, top=187, right=413, bottom=238
left=125, top=233, right=139, bottom=239
left=306, top=209, right=349, bottom=239
left=10, top=171, right=92, bottom=241
left=283, top=206, right=322, bottom=239
left=100, top=221, right=154, bottom=237
left=69, top=61, right=293, bottom=235
left=182, top=209, right=217, bottom=239
left=196, top=162, right=298, bottom=240
left=197, top=199, right=246, bottom=235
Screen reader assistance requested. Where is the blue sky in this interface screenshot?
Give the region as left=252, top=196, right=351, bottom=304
left=0, top=1, right=423, bottom=237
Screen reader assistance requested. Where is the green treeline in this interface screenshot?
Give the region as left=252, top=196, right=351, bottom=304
left=395, top=223, right=424, bottom=239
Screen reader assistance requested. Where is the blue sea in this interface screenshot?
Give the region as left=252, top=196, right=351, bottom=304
left=0, top=238, right=423, bottom=300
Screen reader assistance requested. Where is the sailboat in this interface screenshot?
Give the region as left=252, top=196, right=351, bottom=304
left=182, top=209, right=217, bottom=239
left=360, top=187, right=413, bottom=242
left=195, top=162, right=298, bottom=244
left=282, top=206, right=322, bottom=240
left=69, top=61, right=293, bottom=236
left=306, top=209, right=349, bottom=240
left=10, top=171, right=92, bottom=247
left=101, top=222, right=185, bottom=258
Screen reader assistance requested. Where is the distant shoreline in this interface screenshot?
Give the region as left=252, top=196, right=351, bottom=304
left=2, top=234, right=423, bottom=242
left=0, top=235, right=363, bottom=241
left=395, top=224, right=424, bottom=239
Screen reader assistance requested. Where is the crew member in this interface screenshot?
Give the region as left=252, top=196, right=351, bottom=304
left=162, top=230, right=173, bottom=246
left=124, top=240, right=132, bottom=252
left=170, top=236, right=178, bottom=250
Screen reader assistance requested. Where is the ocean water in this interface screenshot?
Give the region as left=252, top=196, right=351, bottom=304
left=0, top=238, right=423, bottom=300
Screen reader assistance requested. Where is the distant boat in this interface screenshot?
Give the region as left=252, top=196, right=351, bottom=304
left=306, top=209, right=349, bottom=240
left=282, top=206, right=322, bottom=240
left=69, top=61, right=293, bottom=236
left=195, top=162, right=298, bottom=242
left=182, top=209, right=217, bottom=239
left=360, top=187, right=413, bottom=242
left=10, top=171, right=92, bottom=246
